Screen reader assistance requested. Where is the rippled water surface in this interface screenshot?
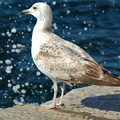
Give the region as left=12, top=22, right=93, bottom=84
left=0, top=0, right=120, bottom=108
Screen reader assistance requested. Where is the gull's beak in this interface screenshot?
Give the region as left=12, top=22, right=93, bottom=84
left=20, top=9, right=30, bottom=15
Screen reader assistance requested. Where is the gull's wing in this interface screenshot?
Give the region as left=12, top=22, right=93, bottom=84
left=37, top=36, right=120, bottom=86
left=63, top=40, right=97, bottom=63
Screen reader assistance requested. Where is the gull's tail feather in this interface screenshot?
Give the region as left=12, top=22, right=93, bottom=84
left=78, top=72, right=120, bottom=86
left=81, top=63, right=120, bottom=86
left=102, top=72, right=120, bottom=86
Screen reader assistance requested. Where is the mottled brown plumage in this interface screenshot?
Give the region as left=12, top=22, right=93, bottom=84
left=34, top=38, right=120, bottom=86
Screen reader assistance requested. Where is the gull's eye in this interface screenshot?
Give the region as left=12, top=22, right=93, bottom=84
left=33, top=6, right=37, bottom=10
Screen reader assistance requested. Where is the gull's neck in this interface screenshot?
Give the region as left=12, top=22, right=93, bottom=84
left=34, top=19, right=52, bottom=32
left=32, top=19, right=52, bottom=52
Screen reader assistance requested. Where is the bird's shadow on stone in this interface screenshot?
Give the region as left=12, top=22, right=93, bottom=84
left=81, top=94, right=120, bottom=112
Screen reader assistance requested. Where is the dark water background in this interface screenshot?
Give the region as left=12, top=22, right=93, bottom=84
left=0, top=0, right=120, bottom=108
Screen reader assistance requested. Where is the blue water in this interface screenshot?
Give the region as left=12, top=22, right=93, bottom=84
left=0, top=0, right=120, bottom=108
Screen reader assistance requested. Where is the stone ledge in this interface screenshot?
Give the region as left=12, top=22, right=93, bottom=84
left=0, top=85, right=120, bottom=120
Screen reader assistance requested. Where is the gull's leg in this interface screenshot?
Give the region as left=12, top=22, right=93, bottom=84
left=39, top=81, right=58, bottom=109
left=56, top=82, right=66, bottom=106
left=51, top=82, right=58, bottom=108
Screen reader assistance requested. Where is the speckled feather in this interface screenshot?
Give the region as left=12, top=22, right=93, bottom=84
left=32, top=32, right=120, bottom=86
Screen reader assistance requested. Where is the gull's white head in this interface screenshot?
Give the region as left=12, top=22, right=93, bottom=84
left=21, top=2, right=52, bottom=31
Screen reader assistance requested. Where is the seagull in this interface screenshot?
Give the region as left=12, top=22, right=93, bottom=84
left=21, top=2, right=120, bottom=108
